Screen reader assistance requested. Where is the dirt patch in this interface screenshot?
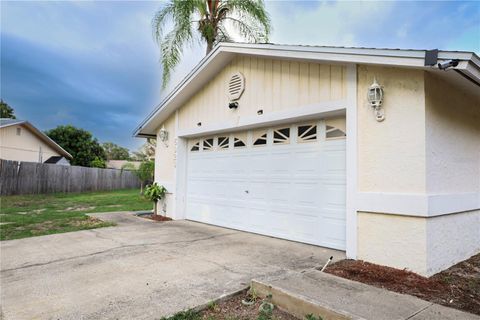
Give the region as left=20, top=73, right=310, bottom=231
left=201, top=292, right=299, bottom=320
left=161, top=290, right=301, bottom=320
left=325, top=253, right=480, bottom=315
left=63, top=206, right=96, bottom=212
left=68, top=217, right=106, bottom=227
left=30, top=221, right=56, bottom=233
left=27, top=217, right=107, bottom=234
left=139, top=214, right=172, bottom=222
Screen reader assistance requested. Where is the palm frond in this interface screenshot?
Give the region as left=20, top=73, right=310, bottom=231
left=153, top=0, right=200, bottom=87
left=220, top=0, right=271, bottom=42
left=152, top=0, right=272, bottom=87
left=160, top=22, right=193, bottom=85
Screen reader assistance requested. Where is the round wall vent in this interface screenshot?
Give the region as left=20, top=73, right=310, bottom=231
left=227, top=72, right=245, bottom=102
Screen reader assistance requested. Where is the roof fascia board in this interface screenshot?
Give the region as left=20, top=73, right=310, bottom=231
left=221, top=46, right=426, bottom=68
left=222, top=42, right=476, bottom=61
left=0, top=120, right=25, bottom=129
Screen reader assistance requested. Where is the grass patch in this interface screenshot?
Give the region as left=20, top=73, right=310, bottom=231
left=0, top=189, right=151, bottom=240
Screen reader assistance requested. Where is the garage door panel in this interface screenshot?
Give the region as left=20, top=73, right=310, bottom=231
left=186, top=121, right=346, bottom=250
left=324, top=185, right=346, bottom=206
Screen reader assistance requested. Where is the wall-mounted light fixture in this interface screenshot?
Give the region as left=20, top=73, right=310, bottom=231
left=159, top=125, right=169, bottom=146
left=367, top=77, right=385, bottom=122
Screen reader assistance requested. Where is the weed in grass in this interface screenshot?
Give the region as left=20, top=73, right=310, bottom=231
left=304, top=314, right=323, bottom=320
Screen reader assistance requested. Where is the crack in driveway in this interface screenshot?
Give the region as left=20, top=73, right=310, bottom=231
left=1, top=232, right=237, bottom=273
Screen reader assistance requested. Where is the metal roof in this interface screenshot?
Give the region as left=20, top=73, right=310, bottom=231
left=0, top=118, right=24, bottom=128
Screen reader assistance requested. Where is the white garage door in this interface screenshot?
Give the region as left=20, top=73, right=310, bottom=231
left=186, top=120, right=346, bottom=250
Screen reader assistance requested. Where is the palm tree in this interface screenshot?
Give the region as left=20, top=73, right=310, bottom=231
left=153, top=0, right=271, bottom=87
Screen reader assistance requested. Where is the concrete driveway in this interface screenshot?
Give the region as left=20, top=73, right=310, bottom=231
left=0, top=212, right=344, bottom=320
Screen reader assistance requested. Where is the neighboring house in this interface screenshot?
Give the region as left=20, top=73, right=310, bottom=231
left=0, top=118, right=72, bottom=164
left=106, top=160, right=141, bottom=170
left=134, top=44, right=480, bottom=276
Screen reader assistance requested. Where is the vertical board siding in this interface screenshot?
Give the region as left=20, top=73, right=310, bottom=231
left=178, top=57, right=347, bottom=131
left=0, top=159, right=141, bottom=196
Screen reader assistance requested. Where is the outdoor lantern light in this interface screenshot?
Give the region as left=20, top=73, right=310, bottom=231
left=159, top=125, right=169, bottom=146
left=367, top=77, right=385, bottom=122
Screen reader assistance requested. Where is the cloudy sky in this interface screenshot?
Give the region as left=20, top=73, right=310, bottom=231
left=1, top=1, right=479, bottom=151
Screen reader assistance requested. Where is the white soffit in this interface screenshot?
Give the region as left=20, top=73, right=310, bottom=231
left=134, top=43, right=480, bottom=137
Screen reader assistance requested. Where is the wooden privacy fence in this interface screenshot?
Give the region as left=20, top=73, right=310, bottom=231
left=0, top=159, right=141, bottom=196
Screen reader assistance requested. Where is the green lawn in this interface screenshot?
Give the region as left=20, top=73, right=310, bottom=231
left=0, top=189, right=152, bottom=241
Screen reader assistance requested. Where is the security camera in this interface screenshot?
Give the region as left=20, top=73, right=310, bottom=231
left=228, top=102, right=238, bottom=109
left=438, top=59, right=459, bottom=70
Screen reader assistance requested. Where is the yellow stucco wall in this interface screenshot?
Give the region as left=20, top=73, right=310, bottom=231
left=358, top=70, right=480, bottom=276
left=357, top=65, right=426, bottom=193
left=155, top=114, right=176, bottom=183
left=358, top=210, right=480, bottom=276
left=358, top=212, right=428, bottom=274
left=0, top=125, right=61, bottom=162
left=178, top=56, right=347, bottom=131
left=425, top=72, right=480, bottom=194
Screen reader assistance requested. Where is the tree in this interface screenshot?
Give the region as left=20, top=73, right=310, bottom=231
left=102, top=142, right=131, bottom=160
left=0, top=100, right=16, bottom=119
left=90, top=157, right=107, bottom=168
left=45, top=125, right=106, bottom=167
left=132, top=138, right=156, bottom=161
left=135, top=160, right=155, bottom=194
left=153, top=0, right=271, bottom=86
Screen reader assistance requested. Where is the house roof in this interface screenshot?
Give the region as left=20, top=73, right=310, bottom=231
left=134, top=43, right=480, bottom=137
left=0, top=118, right=73, bottom=159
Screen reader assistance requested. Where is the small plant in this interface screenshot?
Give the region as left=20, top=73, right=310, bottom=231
left=257, top=307, right=273, bottom=320
left=143, top=183, right=167, bottom=216
left=242, top=287, right=258, bottom=306
left=304, top=314, right=323, bottom=320
left=206, top=300, right=218, bottom=311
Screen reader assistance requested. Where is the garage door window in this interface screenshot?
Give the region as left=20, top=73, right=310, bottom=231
left=253, top=130, right=267, bottom=146
left=191, top=141, right=200, bottom=152
left=326, top=126, right=346, bottom=140
left=218, top=136, right=229, bottom=150
left=203, top=138, right=214, bottom=151
left=234, top=137, right=246, bottom=148
left=297, top=124, right=317, bottom=143
left=273, top=128, right=290, bottom=144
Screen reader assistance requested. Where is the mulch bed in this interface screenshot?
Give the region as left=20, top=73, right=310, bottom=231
left=139, top=214, right=172, bottom=222
left=325, top=253, right=480, bottom=315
